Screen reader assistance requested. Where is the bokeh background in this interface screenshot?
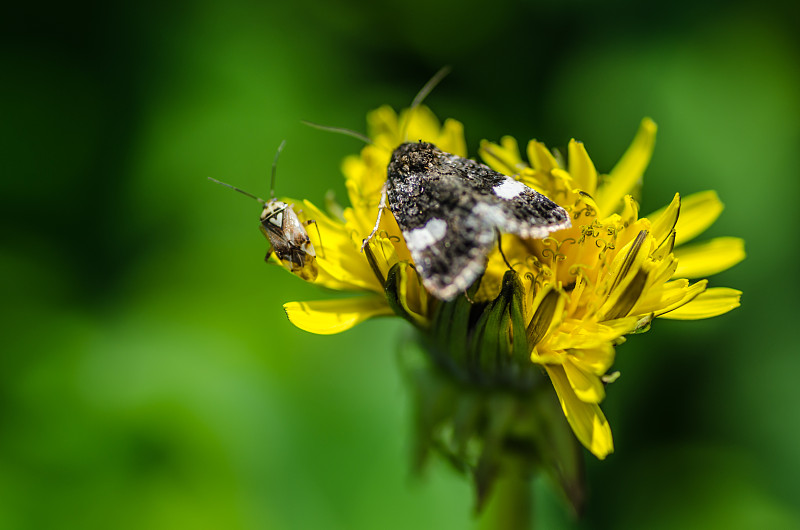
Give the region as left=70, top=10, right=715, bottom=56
left=3, top=0, right=799, bottom=528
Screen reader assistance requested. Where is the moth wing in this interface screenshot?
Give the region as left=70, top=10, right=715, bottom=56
left=399, top=202, right=497, bottom=301
left=489, top=176, right=572, bottom=238
left=386, top=142, right=570, bottom=300
left=449, top=155, right=571, bottom=239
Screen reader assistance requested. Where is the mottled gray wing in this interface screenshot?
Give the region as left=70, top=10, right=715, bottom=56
left=438, top=151, right=571, bottom=238
left=386, top=141, right=570, bottom=300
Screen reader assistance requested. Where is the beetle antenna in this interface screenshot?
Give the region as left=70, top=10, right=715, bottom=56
left=270, top=140, right=287, bottom=199
left=208, top=177, right=267, bottom=206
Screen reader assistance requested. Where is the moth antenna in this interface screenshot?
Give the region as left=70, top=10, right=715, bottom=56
left=401, top=66, right=452, bottom=142
left=410, top=66, right=452, bottom=111
left=270, top=140, right=287, bottom=200
left=208, top=177, right=267, bottom=206
left=301, top=121, right=373, bottom=145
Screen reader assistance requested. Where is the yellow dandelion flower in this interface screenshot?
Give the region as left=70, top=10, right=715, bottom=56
left=281, top=105, right=744, bottom=467
left=476, top=119, right=745, bottom=459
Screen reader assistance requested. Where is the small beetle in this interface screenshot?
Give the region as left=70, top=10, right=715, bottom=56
left=209, top=141, right=320, bottom=281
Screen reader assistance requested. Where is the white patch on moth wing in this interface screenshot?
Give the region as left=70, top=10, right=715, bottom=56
left=492, top=178, right=528, bottom=200
left=471, top=202, right=510, bottom=231
left=424, top=229, right=495, bottom=301
left=403, top=218, right=448, bottom=252
left=428, top=257, right=487, bottom=301
left=516, top=211, right=572, bottom=239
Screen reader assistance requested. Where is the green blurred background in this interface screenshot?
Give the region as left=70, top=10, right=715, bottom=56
left=3, top=0, right=799, bottom=528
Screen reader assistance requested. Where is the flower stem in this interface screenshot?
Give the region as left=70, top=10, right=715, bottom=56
left=478, top=462, right=533, bottom=530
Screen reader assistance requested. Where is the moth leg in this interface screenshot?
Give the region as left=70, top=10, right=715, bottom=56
left=495, top=229, right=515, bottom=271
left=360, top=184, right=388, bottom=252
left=304, top=219, right=325, bottom=258
left=463, top=289, right=475, bottom=304
left=264, top=245, right=274, bottom=263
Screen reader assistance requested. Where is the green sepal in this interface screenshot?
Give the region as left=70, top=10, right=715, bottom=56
left=451, top=392, right=482, bottom=462
left=471, top=291, right=507, bottom=375
left=468, top=270, right=530, bottom=380
left=473, top=393, right=515, bottom=511
left=508, top=273, right=531, bottom=366
left=384, top=262, right=426, bottom=327
left=430, top=275, right=483, bottom=368
left=525, top=387, right=587, bottom=516
left=397, top=268, right=587, bottom=517
left=527, top=288, right=560, bottom=347
left=396, top=333, right=460, bottom=473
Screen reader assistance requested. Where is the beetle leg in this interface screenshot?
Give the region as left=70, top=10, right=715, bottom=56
left=304, top=219, right=325, bottom=258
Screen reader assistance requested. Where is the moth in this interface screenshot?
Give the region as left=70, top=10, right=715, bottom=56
left=367, top=141, right=571, bottom=301
left=209, top=141, right=319, bottom=281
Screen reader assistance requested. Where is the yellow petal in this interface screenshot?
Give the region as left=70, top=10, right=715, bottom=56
left=631, top=279, right=685, bottom=314
left=342, top=148, right=388, bottom=205
left=365, top=235, right=399, bottom=280
left=567, top=140, right=598, bottom=194
left=564, top=275, right=587, bottom=318
left=546, top=365, right=614, bottom=459
left=651, top=231, right=676, bottom=262
left=595, top=118, right=657, bottom=217
left=526, top=285, right=566, bottom=347
left=650, top=193, right=680, bottom=247
left=659, top=287, right=741, bottom=320
left=400, top=262, right=428, bottom=321
left=400, top=105, right=442, bottom=144
left=367, top=105, right=400, bottom=142
left=527, top=140, right=560, bottom=172
left=300, top=200, right=383, bottom=292
left=619, top=195, right=640, bottom=227
left=316, top=259, right=379, bottom=293
left=438, top=118, right=468, bottom=157
left=516, top=168, right=549, bottom=192
left=283, top=296, right=393, bottom=335
left=648, top=190, right=724, bottom=246
left=652, top=279, right=708, bottom=316
left=479, top=137, right=525, bottom=175
left=568, top=344, right=616, bottom=375
left=596, top=230, right=652, bottom=320
left=548, top=317, right=639, bottom=350
left=563, top=359, right=606, bottom=404
left=673, top=237, right=745, bottom=278
left=550, top=168, right=577, bottom=193
left=344, top=207, right=410, bottom=287
left=650, top=254, right=679, bottom=287
left=599, top=267, right=650, bottom=321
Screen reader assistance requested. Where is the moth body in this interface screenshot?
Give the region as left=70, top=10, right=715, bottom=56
left=384, top=141, right=571, bottom=300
